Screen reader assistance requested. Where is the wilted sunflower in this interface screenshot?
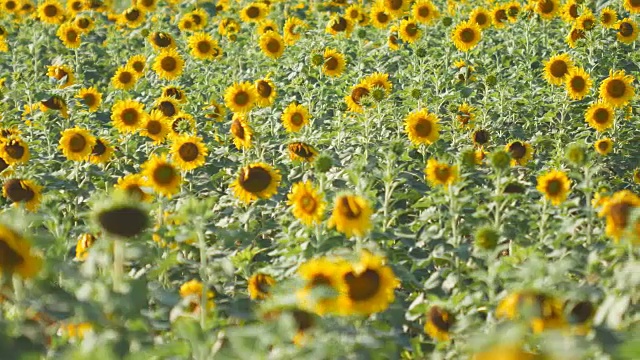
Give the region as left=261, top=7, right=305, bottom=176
left=248, top=273, right=275, bottom=300
left=424, top=306, right=455, bottom=342
left=535, top=0, right=559, bottom=20
left=599, top=190, right=640, bottom=241
left=565, top=300, right=595, bottom=336
left=126, top=55, right=146, bottom=75
left=543, top=54, right=574, bottom=85
left=283, top=16, right=307, bottom=45
left=111, top=99, right=146, bottom=133
left=413, top=0, right=439, bottom=24
left=231, top=162, right=281, bottom=203
left=585, top=101, right=614, bottom=132
left=456, top=103, right=475, bottom=128
left=148, top=31, right=175, bottom=51
left=345, top=82, right=371, bottom=113
left=565, top=67, right=592, bottom=100
left=370, top=4, right=392, bottom=29
left=326, top=15, right=353, bottom=37
left=327, top=194, right=373, bottom=238
left=140, top=110, right=169, bottom=144
left=179, top=279, right=215, bottom=312
left=470, top=7, right=491, bottom=30
left=75, top=87, right=102, bottom=112
left=204, top=99, right=226, bottom=121
left=0, top=137, right=29, bottom=165
left=254, top=78, right=276, bottom=107
left=2, top=179, right=42, bottom=211
left=257, top=19, right=278, bottom=36
left=259, top=31, right=285, bottom=59
left=240, top=2, right=268, bottom=23
left=119, top=6, right=145, bottom=28
left=600, top=8, right=617, bottom=28
left=338, top=252, right=399, bottom=316
left=297, top=258, right=345, bottom=314
left=599, top=70, right=635, bottom=107
left=170, top=135, right=207, bottom=171
left=0, top=224, right=42, bottom=278
left=617, top=18, right=639, bottom=44
left=491, top=5, right=509, bottom=28
left=162, top=86, right=186, bottom=103
left=38, top=0, right=65, bottom=24
left=116, top=174, right=152, bottom=202
left=282, top=103, right=310, bottom=133
left=322, top=48, right=346, bottom=77
left=153, top=48, right=184, bottom=80
left=224, top=81, right=257, bottom=114
left=155, top=96, right=180, bottom=118
left=399, top=18, right=421, bottom=43
left=624, top=0, right=640, bottom=14
left=594, top=138, right=613, bottom=155
left=89, top=138, right=113, bottom=165
left=425, top=158, right=458, bottom=187
left=536, top=169, right=571, bottom=205
left=47, top=64, right=74, bottom=88
left=230, top=115, right=252, bottom=150
left=287, top=181, right=325, bottom=226
left=141, top=154, right=182, bottom=197
left=59, top=127, right=96, bottom=162
left=188, top=32, right=222, bottom=60
left=496, top=290, right=566, bottom=333
left=56, top=22, right=81, bottom=48
left=111, top=66, right=138, bottom=91
left=405, top=109, right=440, bottom=146
left=74, top=233, right=96, bottom=261
left=452, top=21, right=482, bottom=52
left=288, top=142, right=318, bottom=162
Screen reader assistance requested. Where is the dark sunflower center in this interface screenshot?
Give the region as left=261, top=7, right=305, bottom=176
left=0, top=157, right=8, bottom=172
left=257, top=81, right=272, bottom=97
left=153, top=33, right=172, bottom=47
left=98, top=206, right=148, bottom=238
left=570, top=76, right=585, bottom=91
left=234, top=91, right=250, bottom=106
left=475, top=13, right=488, bottom=25
left=539, top=0, right=554, bottom=14
left=42, top=96, right=64, bottom=110
left=132, top=61, right=144, bottom=73
left=352, top=87, right=369, bottom=104
left=376, top=12, right=389, bottom=23
left=240, top=167, right=272, bottom=193
left=0, top=240, right=24, bottom=270
left=345, top=269, right=380, bottom=301
left=266, top=38, right=281, bottom=53
left=414, top=119, right=432, bottom=137
left=292, top=310, right=314, bottom=332
left=141, top=0, right=153, bottom=7
left=121, top=109, right=139, bottom=125
left=91, top=140, right=106, bottom=156
left=125, top=8, right=140, bottom=21
left=147, top=120, right=162, bottom=135
left=5, top=0, right=16, bottom=10
left=473, top=130, right=489, bottom=144
left=289, top=143, right=314, bottom=158
left=118, top=71, right=133, bottom=84
left=495, top=9, right=507, bottom=22
left=5, top=142, right=25, bottom=159
left=435, top=166, right=451, bottom=182
left=602, top=13, right=611, bottom=23
left=508, top=6, right=519, bottom=17
left=429, top=306, right=454, bottom=331
left=509, top=142, right=526, bottom=159
left=390, top=34, right=398, bottom=45
left=3, top=179, right=34, bottom=202
left=67, top=28, right=79, bottom=42
left=582, top=19, right=594, bottom=30
left=178, top=142, right=199, bottom=162
left=418, top=6, right=429, bottom=17
left=69, top=134, right=87, bottom=152
left=349, top=9, right=359, bottom=18
left=77, top=18, right=90, bottom=28
left=246, top=5, right=260, bottom=18
left=339, top=197, right=362, bottom=219
left=43, top=4, right=58, bottom=17
left=71, top=1, right=82, bottom=10
left=299, top=194, right=317, bottom=212
left=332, top=17, right=348, bottom=32
left=597, top=141, right=610, bottom=152
left=571, top=28, right=585, bottom=41
left=593, top=108, right=610, bottom=123
left=191, top=14, right=202, bottom=25
left=569, top=4, right=578, bottom=18
left=310, top=274, right=331, bottom=287
left=460, top=28, right=475, bottom=43
left=256, top=275, right=272, bottom=293
left=619, top=22, right=633, bottom=37
left=153, top=164, right=177, bottom=185
left=164, top=88, right=182, bottom=99
left=290, top=113, right=304, bottom=126
left=546, top=179, right=562, bottom=196
left=197, top=40, right=211, bottom=54
left=569, top=301, right=594, bottom=324
left=161, top=57, right=178, bottom=72
left=388, top=0, right=402, bottom=10
left=325, top=56, right=339, bottom=70
left=550, top=60, right=568, bottom=78
left=606, top=79, right=626, bottom=98
left=631, top=0, right=640, bottom=7
left=609, top=202, right=631, bottom=228
left=405, top=23, right=418, bottom=36
left=126, top=184, right=145, bottom=200
left=264, top=25, right=275, bottom=32
left=158, top=101, right=176, bottom=117
left=182, top=20, right=193, bottom=29
left=231, top=120, right=245, bottom=139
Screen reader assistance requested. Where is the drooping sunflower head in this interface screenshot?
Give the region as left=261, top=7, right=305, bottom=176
left=224, top=81, right=258, bottom=114
left=0, top=137, right=29, bottom=165
left=74, top=233, right=96, bottom=261
left=2, top=178, right=42, bottom=211
left=127, top=54, right=146, bottom=75
left=616, top=18, right=639, bottom=44
left=452, top=20, right=482, bottom=52
left=111, top=66, right=138, bottom=90
left=152, top=48, right=184, bottom=80
left=111, top=99, right=146, bottom=134
left=505, top=140, right=533, bottom=166
left=259, top=31, right=285, bottom=59
left=456, top=102, right=475, bottom=127
left=424, top=306, right=455, bottom=342
left=598, top=190, right=640, bottom=241
left=536, top=169, right=571, bottom=206
left=59, top=127, right=96, bottom=162
left=322, top=48, right=346, bottom=77
left=39, top=94, right=69, bottom=118
left=327, top=194, right=373, bottom=238
left=470, top=7, right=491, bottom=30
left=230, top=162, right=281, bottom=203
left=585, top=101, right=615, bottom=132
left=599, top=70, right=635, bottom=107
left=148, top=31, right=175, bottom=51
left=254, top=78, right=277, bottom=107
left=543, top=54, right=574, bottom=85
left=75, top=87, right=102, bottom=112
left=287, top=142, right=318, bottom=162
left=188, top=32, right=222, bottom=60
left=170, top=135, right=208, bottom=171
left=565, top=67, right=592, bottom=100
left=248, top=273, right=275, bottom=300
left=594, top=138, right=613, bottom=155
left=405, top=109, right=440, bottom=146
left=230, top=115, right=252, bottom=150
left=425, top=158, right=459, bottom=188
left=287, top=181, right=325, bottom=226
left=0, top=224, right=42, bottom=278
left=281, top=103, right=310, bottom=133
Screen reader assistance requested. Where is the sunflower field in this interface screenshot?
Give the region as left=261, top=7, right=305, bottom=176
left=0, top=0, right=640, bottom=358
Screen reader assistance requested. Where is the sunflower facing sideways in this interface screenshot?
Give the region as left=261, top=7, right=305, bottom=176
left=47, top=64, right=75, bottom=88
left=224, top=81, right=257, bottom=114
left=111, top=66, right=138, bottom=90
left=170, top=135, right=208, bottom=171
left=537, top=169, right=571, bottom=205
left=0, top=224, right=41, bottom=278
left=0, top=137, right=29, bottom=165
left=116, top=174, right=152, bottom=202
left=231, top=162, right=281, bottom=203
left=288, top=142, right=318, bottom=162
left=254, top=77, right=276, bottom=107
left=599, top=70, right=635, bottom=107
left=162, top=86, right=186, bottom=103
left=345, top=82, right=370, bottom=113
left=2, top=179, right=42, bottom=212
left=585, top=101, right=615, bottom=132
left=141, top=154, right=182, bottom=197
left=322, top=48, right=346, bottom=77
left=287, top=181, right=325, bottom=226
left=111, top=99, right=146, bottom=133
left=282, top=103, right=310, bottom=133
left=75, top=87, right=102, bottom=112
left=425, top=158, right=459, bottom=188
left=284, top=17, right=307, bottom=45
left=230, top=115, right=252, bottom=150
left=543, top=54, right=574, bottom=85
left=89, top=138, right=113, bottom=165
left=598, top=190, right=640, bottom=242
left=506, top=140, right=533, bottom=166
left=451, top=21, right=482, bottom=52
left=188, top=32, right=222, bottom=61
left=327, top=194, right=373, bottom=238
left=337, top=251, right=399, bottom=316
left=565, top=67, right=592, bottom=100
left=297, top=257, right=345, bottom=315
left=59, top=127, right=96, bottom=162
left=140, top=110, right=170, bottom=144
left=405, top=109, right=440, bottom=146
left=424, top=306, right=455, bottom=342
left=259, top=31, right=285, bottom=59
left=153, top=48, right=184, bottom=80
left=248, top=273, right=276, bottom=300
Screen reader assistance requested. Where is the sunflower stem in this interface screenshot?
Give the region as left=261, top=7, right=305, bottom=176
left=539, top=199, right=548, bottom=244
left=448, top=184, right=459, bottom=246
left=584, top=166, right=593, bottom=246
left=197, top=227, right=208, bottom=329
left=113, top=238, right=125, bottom=292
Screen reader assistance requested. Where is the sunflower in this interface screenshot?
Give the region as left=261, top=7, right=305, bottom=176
left=399, top=18, right=421, bottom=43
left=224, top=82, right=257, bottom=114
left=425, top=158, right=458, bottom=188
left=140, top=109, right=170, bottom=144
left=287, top=181, right=325, bottom=226
left=345, top=83, right=371, bottom=113
left=370, top=4, right=392, bottom=29
left=87, top=138, right=112, bottom=165
left=469, top=7, right=491, bottom=30
left=259, top=31, right=285, bottom=59
left=74, top=233, right=96, bottom=261
left=155, top=96, right=180, bottom=119
left=257, top=19, right=278, bottom=36
left=170, top=113, right=197, bottom=136
left=536, top=169, right=571, bottom=205
left=564, top=67, right=592, bottom=100
left=111, top=99, right=146, bottom=133
left=600, top=8, right=617, bottom=28
left=561, top=0, right=579, bottom=23
left=56, top=22, right=82, bottom=48
left=473, top=344, right=537, bottom=360
left=2, top=178, right=41, bottom=212
left=111, top=66, right=138, bottom=91
left=141, top=154, right=182, bottom=197
left=170, top=135, right=207, bottom=171
left=204, top=99, right=226, bottom=122
left=506, top=1, right=521, bottom=22
left=456, top=103, right=475, bottom=128
left=535, top=0, right=558, bottom=20
left=452, top=21, right=482, bottom=52
left=188, top=32, right=222, bottom=61
left=2, top=0, right=20, bottom=14
left=116, top=174, right=152, bottom=202
left=126, top=55, right=146, bottom=75
left=255, top=78, right=276, bottom=107
left=120, top=6, right=145, bottom=28
left=363, top=72, right=392, bottom=95
left=178, top=15, right=196, bottom=32
left=322, top=48, right=346, bottom=77
left=472, top=129, right=490, bottom=147
left=617, top=18, right=639, bottom=44
left=338, top=252, right=399, bottom=316
left=505, top=141, right=533, bottom=166
left=148, top=31, right=175, bottom=51
left=576, top=12, right=596, bottom=31
left=230, top=115, right=252, bottom=149
left=231, top=162, right=281, bottom=203
left=153, top=48, right=184, bottom=80
left=405, top=109, right=440, bottom=146
left=496, top=290, right=565, bottom=333
left=179, top=279, right=215, bottom=313
left=0, top=137, right=29, bottom=165
left=59, top=127, right=96, bottom=162
left=47, top=64, right=74, bottom=88
left=0, top=224, right=41, bottom=278
left=599, top=190, right=640, bottom=241
left=240, top=2, right=268, bottom=23
left=218, top=18, right=240, bottom=36
left=288, top=142, right=318, bottom=162
left=566, top=26, right=585, bottom=48
left=492, top=5, right=509, bottom=28
left=543, top=54, right=574, bottom=85
left=634, top=169, right=640, bottom=184
left=412, top=0, right=439, bottom=24
left=283, top=17, right=307, bottom=45
left=282, top=103, right=310, bottom=133
left=75, top=87, right=102, bottom=112
left=162, top=86, right=186, bottom=103
left=594, top=138, right=613, bottom=155
left=248, top=273, right=275, bottom=300
left=37, top=0, right=65, bottom=24
left=599, top=70, right=635, bottom=107
left=327, top=194, right=373, bottom=238
left=624, top=0, right=640, bottom=14
left=424, top=306, right=454, bottom=342
left=585, top=101, right=614, bottom=132
left=326, top=15, right=353, bottom=37
left=565, top=300, right=595, bottom=336
left=39, top=95, right=68, bottom=118
left=297, top=258, right=345, bottom=315
left=383, top=0, right=409, bottom=17
left=187, top=9, right=208, bottom=30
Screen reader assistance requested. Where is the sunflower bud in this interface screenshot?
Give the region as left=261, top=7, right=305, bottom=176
left=416, top=47, right=427, bottom=58
left=442, top=17, right=453, bottom=27
left=356, top=28, right=367, bottom=39
left=311, top=53, right=324, bottom=66
left=141, top=29, right=149, bottom=37
left=371, top=87, right=385, bottom=101
left=314, top=155, right=332, bottom=173
left=411, top=88, right=421, bottom=99
left=565, top=143, right=587, bottom=167
left=490, top=150, right=511, bottom=171
left=475, top=226, right=499, bottom=250
left=485, top=74, right=497, bottom=86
